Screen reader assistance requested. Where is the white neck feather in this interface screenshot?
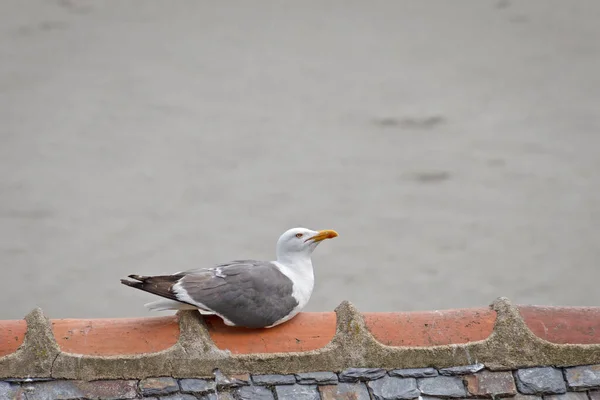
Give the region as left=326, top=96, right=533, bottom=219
left=273, top=256, right=315, bottom=320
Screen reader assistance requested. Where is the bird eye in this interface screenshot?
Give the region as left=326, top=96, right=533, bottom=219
left=295, top=233, right=303, bottom=238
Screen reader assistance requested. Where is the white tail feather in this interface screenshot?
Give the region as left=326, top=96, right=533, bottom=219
left=144, top=299, right=198, bottom=311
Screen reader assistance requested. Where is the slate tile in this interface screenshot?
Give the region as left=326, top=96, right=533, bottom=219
left=513, top=394, right=543, bottom=400
left=319, top=382, right=371, bottom=400
left=565, top=364, right=600, bottom=389
left=179, top=378, right=216, bottom=394
left=139, top=377, right=179, bottom=396
left=214, top=370, right=249, bottom=388
left=0, top=382, right=27, bottom=400
left=158, top=394, right=197, bottom=400
left=25, top=380, right=139, bottom=400
left=464, top=370, right=517, bottom=397
left=198, top=392, right=235, bottom=400
left=252, top=374, right=296, bottom=385
left=295, top=371, right=338, bottom=385
left=418, top=376, right=467, bottom=398
left=339, top=368, right=387, bottom=382
left=236, top=385, right=275, bottom=400
left=368, top=376, right=420, bottom=399
left=589, top=390, right=600, bottom=400
left=3, top=378, right=53, bottom=383
left=515, top=368, right=566, bottom=395
left=23, top=380, right=82, bottom=400
left=80, top=380, right=139, bottom=399
left=275, top=384, right=320, bottom=400
left=439, top=363, right=485, bottom=376
left=544, top=393, right=589, bottom=400
left=389, top=368, right=438, bottom=378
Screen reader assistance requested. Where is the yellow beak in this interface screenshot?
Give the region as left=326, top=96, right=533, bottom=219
left=307, top=229, right=339, bottom=242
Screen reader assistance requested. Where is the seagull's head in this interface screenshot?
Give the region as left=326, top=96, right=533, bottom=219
left=276, top=227, right=338, bottom=261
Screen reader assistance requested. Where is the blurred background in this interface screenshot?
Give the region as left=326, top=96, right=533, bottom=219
left=1, top=0, right=599, bottom=320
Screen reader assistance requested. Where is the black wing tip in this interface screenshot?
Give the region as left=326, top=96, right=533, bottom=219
left=127, top=274, right=147, bottom=281
left=120, top=278, right=142, bottom=288
left=120, top=274, right=147, bottom=287
left=120, top=274, right=185, bottom=304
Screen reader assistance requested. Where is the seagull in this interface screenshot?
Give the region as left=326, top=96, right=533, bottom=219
left=120, top=227, right=338, bottom=328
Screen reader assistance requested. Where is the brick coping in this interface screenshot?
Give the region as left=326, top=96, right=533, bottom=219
left=1, top=298, right=600, bottom=380
left=1, top=302, right=599, bottom=357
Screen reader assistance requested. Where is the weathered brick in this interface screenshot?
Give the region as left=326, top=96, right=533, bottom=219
left=275, top=384, right=320, bottom=399
left=236, top=385, right=275, bottom=400
left=319, top=382, right=371, bottom=400
left=515, top=368, right=566, bottom=395
left=158, top=394, right=197, bottom=400
left=24, top=380, right=138, bottom=400
left=418, top=376, right=467, bottom=398
left=565, top=364, right=600, bottom=389
left=179, top=378, right=215, bottom=394
left=389, top=368, right=438, bottom=378
left=544, top=393, right=589, bottom=400
left=252, top=374, right=296, bottom=385
left=339, top=368, right=387, bottom=382
left=439, top=363, right=485, bottom=376
left=464, top=370, right=516, bottom=397
left=0, top=382, right=26, bottom=400
left=295, top=371, right=338, bottom=385
left=368, top=376, right=419, bottom=399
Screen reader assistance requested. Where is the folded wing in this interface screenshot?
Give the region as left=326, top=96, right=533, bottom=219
left=121, top=260, right=299, bottom=328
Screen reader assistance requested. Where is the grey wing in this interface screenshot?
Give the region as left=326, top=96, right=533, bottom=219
left=177, top=260, right=298, bottom=328
left=177, top=260, right=259, bottom=276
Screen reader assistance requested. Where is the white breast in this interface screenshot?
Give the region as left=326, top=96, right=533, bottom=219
left=270, top=259, right=315, bottom=327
